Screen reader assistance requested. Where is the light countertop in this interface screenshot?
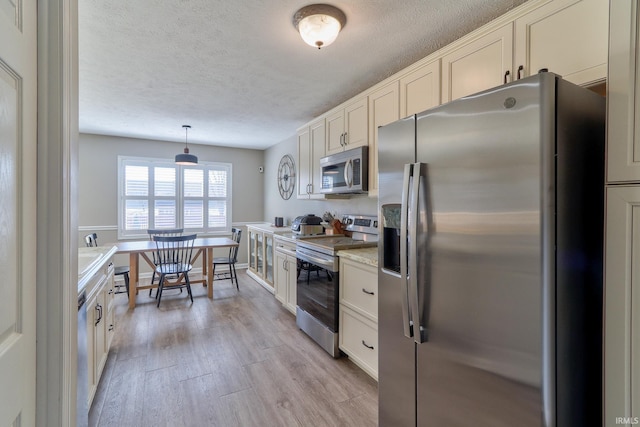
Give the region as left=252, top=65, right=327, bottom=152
left=247, top=222, right=292, bottom=234
left=338, top=247, right=378, bottom=267
left=78, top=245, right=117, bottom=293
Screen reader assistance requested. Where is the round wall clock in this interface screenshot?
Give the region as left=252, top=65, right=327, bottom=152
left=277, top=154, right=296, bottom=200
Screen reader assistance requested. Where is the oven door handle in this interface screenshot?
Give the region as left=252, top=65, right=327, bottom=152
left=296, top=252, right=334, bottom=271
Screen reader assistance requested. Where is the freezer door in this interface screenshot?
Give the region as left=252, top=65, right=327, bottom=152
left=414, top=78, right=548, bottom=426
left=378, top=116, right=418, bottom=427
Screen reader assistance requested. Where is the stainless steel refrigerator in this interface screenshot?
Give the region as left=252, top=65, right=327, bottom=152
left=377, top=72, right=604, bottom=427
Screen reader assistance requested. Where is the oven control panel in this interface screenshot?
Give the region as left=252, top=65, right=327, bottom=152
left=342, top=214, right=378, bottom=235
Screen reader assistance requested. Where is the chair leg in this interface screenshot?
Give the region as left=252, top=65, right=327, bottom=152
left=156, top=274, right=165, bottom=307
left=124, top=273, right=130, bottom=297
left=232, top=263, right=239, bottom=290
left=149, top=271, right=159, bottom=297
left=185, top=274, right=193, bottom=303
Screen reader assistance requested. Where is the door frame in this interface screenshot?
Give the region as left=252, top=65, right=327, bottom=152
left=36, top=0, right=78, bottom=426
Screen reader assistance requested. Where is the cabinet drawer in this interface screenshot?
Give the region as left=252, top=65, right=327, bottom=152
left=341, top=259, right=378, bottom=320
left=339, top=308, right=378, bottom=380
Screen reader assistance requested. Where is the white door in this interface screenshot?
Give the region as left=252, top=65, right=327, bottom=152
left=0, top=1, right=38, bottom=425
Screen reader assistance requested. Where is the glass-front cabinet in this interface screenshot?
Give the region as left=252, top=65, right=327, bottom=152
left=247, top=224, right=288, bottom=291
left=265, top=234, right=274, bottom=283
left=249, top=230, right=257, bottom=271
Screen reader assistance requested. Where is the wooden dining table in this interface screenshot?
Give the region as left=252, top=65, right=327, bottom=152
left=111, top=237, right=239, bottom=308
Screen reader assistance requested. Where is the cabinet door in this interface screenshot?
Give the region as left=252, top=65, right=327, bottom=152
left=265, top=233, right=274, bottom=285
left=309, top=118, right=326, bottom=197
left=604, top=186, right=640, bottom=425
left=274, top=250, right=287, bottom=304
left=94, top=290, right=108, bottom=380
left=257, top=232, right=264, bottom=275
left=344, top=98, right=368, bottom=150
left=441, top=23, right=514, bottom=103
left=248, top=229, right=257, bottom=271
left=514, top=0, right=607, bottom=86
left=296, top=127, right=312, bottom=198
left=86, top=295, right=97, bottom=401
left=368, top=82, right=400, bottom=196
left=400, top=59, right=441, bottom=118
left=326, top=109, right=345, bottom=155
left=286, top=254, right=298, bottom=314
left=87, top=289, right=107, bottom=404
left=607, top=0, right=640, bottom=183
left=105, top=269, right=115, bottom=347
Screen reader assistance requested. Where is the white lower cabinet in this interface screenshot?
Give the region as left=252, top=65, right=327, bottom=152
left=86, top=261, right=115, bottom=406
left=247, top=225, right=276, bottom=291
left=338, top=256, right=378, bottom=380
left=605, top=186, right=640, bottom=425
left=274, top=237, right=297, bottom=315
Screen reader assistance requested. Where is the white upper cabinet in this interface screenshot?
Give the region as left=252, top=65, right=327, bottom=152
left=326, top=97, right=368, bottom=155
left=368, top=82, right=400, bottom=197
left=441, top=23, right=514, bottom=103
left=296, top=125, right=311, bottom=199
left=297, top=118, right=326, bottom=199
left=399, top=59, right=441, bottom=118
left=607, top=0, right=640, bottom=183
left=514, top=0, right=608, bottom=86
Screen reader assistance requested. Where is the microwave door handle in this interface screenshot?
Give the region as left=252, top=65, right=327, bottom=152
left=400, top=163, right=413, bottom=338
left=344, top=159, right=353, bottom=188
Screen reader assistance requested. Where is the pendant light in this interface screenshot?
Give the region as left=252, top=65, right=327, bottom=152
left=175, top=125, right=198, bottom=165
left=293, top=4, right=346, bottom=49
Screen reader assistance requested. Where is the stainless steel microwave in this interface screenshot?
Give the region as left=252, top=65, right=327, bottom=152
left=319, top=146, right=368, bottom=194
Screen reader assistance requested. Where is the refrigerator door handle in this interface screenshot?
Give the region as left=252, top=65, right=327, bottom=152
left=400, top=163, right=414, bottom=338
left=409, top=162, right=429, bottom=344
left=344, top=159, right=353, bottom=188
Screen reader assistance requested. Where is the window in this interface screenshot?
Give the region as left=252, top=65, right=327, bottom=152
left=118, top=156, right=232, bottom=238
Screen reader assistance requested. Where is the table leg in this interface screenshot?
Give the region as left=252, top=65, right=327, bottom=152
left=129, top=253, right=139, bottom=309
left=207, top=247, right=213, bottom=298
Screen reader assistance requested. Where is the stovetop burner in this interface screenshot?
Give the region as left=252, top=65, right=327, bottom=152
left=296, top=214, right=378, bottom=257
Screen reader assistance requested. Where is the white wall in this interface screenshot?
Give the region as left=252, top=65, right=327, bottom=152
left=78, top=133, right=266, bottom=266
left=263, top=135, right=378, bottom=225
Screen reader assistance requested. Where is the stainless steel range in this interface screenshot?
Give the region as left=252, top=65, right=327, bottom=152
left=296, top=214, right=378, bottom=357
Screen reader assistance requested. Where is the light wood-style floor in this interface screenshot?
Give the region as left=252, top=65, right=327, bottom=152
left=89, top=270, right=378, bottom=427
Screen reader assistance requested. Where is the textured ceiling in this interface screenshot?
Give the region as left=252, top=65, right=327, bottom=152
left=79, top=0, right=529, bottom=150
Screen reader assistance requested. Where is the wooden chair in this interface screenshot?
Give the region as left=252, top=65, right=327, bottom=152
left=84, top=233, right=130, bottom=296
left=212, top=227, right=242, bottom=290
left=152, top=233, right=197, bottom=307
left=147, top=228, right=183, bottom=296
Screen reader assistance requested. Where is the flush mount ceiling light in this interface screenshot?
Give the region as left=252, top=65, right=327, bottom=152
left=293, top=4, right=346, bottom=49
left=175, top=125, right=198, bottom=165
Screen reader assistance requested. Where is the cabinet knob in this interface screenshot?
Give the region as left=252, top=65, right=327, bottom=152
left=362, top=288, right=375, bottom=295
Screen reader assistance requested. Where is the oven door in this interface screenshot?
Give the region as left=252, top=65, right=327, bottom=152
left=296, top=248, right=339, bottom=332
